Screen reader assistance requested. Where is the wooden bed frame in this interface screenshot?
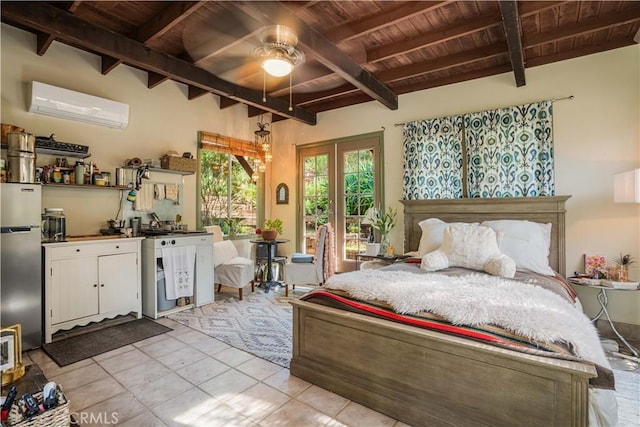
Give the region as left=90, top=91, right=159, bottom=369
left=291, top=196, right=598, bottom=427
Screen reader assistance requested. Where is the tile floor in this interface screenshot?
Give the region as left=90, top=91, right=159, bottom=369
left=23, top=289, right=639, bottom=427
left=26, top=317, right=409, bottom=427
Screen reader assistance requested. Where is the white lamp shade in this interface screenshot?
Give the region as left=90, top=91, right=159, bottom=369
left=262, top=57, right=293, bottom=77
left=614, top=168, right=640, bottom=203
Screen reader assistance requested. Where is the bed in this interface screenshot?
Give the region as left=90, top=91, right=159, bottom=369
left=290, top=196, right=615, bottom=427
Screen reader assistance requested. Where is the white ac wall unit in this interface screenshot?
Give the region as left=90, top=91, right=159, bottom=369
left=28, top=81, right=129, bottom=129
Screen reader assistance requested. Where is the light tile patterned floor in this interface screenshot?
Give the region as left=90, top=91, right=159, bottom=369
left=26, top=318, right=407, bottom=427
left=25, top=308, right=639, bottom=427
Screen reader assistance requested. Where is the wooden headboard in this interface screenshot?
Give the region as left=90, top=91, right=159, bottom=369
left=400, top=196, right=571, bottom=277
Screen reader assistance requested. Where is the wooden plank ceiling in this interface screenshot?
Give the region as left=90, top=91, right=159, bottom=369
left=2, top=1, right=639, bottom=125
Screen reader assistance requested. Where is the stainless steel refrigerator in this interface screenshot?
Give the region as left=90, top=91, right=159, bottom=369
left=1, top=183, right=42, bottom=349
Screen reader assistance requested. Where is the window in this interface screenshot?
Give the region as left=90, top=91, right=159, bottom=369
left=198, top=131, right=263, bottom=235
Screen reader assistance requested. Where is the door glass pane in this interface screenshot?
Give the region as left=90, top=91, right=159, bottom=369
left=343, top=149, right=375, bottom=260
left=302, top=154, right=329, bottom=255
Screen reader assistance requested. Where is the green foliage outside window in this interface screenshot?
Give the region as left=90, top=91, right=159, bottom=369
left=200, top=150, right=257, bottom=234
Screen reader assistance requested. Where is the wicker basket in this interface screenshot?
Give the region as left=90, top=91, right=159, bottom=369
left=160, top=155, right=196, bottom=173
left=6, top=386, right=70, bottom=427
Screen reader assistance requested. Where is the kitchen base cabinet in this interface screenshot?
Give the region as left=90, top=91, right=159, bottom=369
left=43, top=238, right=144, bottom=343
left=141, top=234, right=214, bottom=319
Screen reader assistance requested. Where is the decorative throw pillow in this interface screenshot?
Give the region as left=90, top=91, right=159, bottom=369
left=481, top=220, right=555, bottom=276
left=416, top=218, right=479, bottom=257
left=420, top=223, right=516, bottom=278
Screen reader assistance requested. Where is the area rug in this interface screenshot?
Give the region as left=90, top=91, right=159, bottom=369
left=43, top=318, right=172, bottom=366
left=168, top=287, right=305, bottom=368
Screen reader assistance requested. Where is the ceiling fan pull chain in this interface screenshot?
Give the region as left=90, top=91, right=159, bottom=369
left=262, top=70, right=267, bottom=103
left=289, top=73, right=293, bottom=111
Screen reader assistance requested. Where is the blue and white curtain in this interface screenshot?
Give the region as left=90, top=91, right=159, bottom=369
left=402, top=101, right=554, bottom=199
left=465, top=101, right=554, bottom=197
left=402, top=116, right=463, bottom=199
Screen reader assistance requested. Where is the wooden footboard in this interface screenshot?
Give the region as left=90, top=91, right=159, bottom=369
left=290, top=299, right=596, bottom=427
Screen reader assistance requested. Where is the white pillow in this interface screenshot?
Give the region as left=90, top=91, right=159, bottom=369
left=417, top=218, right=478, bottom=257
left=481, top=220, right=554, bottom=276
left=213, top=240, right=238, bottom=267
left=421, top=224, right=516, bottom=278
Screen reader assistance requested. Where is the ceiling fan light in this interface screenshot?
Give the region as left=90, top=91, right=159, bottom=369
left=262, top=56, right=293, bottom=77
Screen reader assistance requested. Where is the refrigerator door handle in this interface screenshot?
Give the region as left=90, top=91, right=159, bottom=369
left=1, top=226, right=38, bottom=234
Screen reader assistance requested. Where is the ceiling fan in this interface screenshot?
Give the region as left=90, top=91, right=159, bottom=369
left=253, top=25, right=305, bottom=78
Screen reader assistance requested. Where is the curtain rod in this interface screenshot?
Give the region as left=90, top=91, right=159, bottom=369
left=393, top=95, right=575, bottom=127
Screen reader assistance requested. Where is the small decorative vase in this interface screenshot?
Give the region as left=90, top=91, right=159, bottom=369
left=379, top=234, right=390, bottom=256
left=262, top=230, right=278, bottom=241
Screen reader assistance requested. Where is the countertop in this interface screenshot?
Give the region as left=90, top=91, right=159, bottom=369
left=42, top=236, right=145, bottom=246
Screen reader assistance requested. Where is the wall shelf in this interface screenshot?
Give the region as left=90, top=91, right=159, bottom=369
left=42, top=183, right=128, bottom=190
left=126, top=166, right=193, bottom=176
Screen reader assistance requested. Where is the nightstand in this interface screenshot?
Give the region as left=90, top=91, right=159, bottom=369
left=569, top=278, right=639, bottom=362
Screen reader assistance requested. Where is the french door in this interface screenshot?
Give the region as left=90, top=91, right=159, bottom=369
left=296, top=132, right=383, bottom=272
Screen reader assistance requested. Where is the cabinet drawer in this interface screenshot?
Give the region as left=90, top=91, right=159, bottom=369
left=49, top=241, right=138, bottom=259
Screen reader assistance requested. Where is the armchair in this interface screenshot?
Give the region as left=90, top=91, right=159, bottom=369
left=205, top=225, right=255, bottom=300
left=285, top=225, right=328, bottom=288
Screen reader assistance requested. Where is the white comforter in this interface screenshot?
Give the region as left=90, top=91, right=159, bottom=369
left=325, top=269, right=618, bottom=426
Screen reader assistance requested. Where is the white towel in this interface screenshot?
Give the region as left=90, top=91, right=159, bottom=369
left=154, top=184, right=165, bottom=200
left=162, top=246, right=196, bottom=299
left=165, top=184, right=179, bottom=202
left=134, top=183, right=154, bottom=211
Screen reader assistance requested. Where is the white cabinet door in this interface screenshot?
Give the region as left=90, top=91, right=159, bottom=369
left=196, top=243, right=214, bottom=306
left=98, top=252, right=138, bottom=314
left=50, top=258, right=99, bottom=324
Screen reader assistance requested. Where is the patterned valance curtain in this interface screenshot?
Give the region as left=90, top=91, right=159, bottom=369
left=402, top=101, right=554, bottom=199
left=465, top=101, right=554, bottom=197
left=402, top=116, right=463, bottom=199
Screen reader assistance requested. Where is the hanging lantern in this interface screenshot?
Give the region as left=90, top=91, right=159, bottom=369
left=254, top=116, right=272, bottom=163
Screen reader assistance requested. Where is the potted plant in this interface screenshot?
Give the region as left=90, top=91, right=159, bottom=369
left=262, top=218, right=283, bottom=240
left=614, top=253, right=635, bottom=282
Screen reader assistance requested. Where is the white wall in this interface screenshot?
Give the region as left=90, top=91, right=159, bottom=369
left=1, top=24, right=255, bottom=235
left=2, top=23, right=638, bottom=324
left=272, top=45, right=640, bottom=325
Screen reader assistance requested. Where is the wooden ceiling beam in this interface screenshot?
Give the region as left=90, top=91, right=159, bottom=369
left=306, top=64, right=513, bottom=113
left=232, top=1, right=398, bottom=111
left=101, top=1, right=206, bottom=76
left=147, top=72, right=169, bottom=89
left=36, top=31, right=55, bottom=56
left=219, top=97, right=240, bottom=109
left=366, top=1, right=564, bottom=64
left=134, top=1, right=205, bottom=44
left=498, top=1, right=526, bottom=87
left=326, top=1, right=447, bottom=43
left=1, top=2, right=316, bottom=125
left=34, top=0, right=82, bottom=56
left=188, top=85, right=209, bottom=100
left=524, top=7, right=640, bottom=48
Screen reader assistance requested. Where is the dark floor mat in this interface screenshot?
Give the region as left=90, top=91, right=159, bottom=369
left=42, top=318, right=171, bottom=366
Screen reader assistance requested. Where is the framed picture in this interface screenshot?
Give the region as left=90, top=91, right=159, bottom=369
left=1, top=324, right=25, bottom=386
left=0, top=334, right=15, bottom=371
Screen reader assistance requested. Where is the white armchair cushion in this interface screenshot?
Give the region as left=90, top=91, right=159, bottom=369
left=213, top=240, right=239, bottom=267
